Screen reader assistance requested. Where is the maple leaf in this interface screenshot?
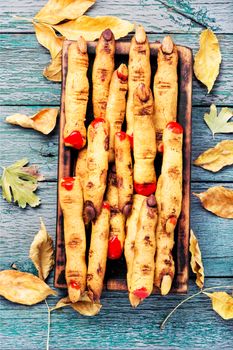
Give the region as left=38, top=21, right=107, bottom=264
left=204, top=104, right=233, bottom=137
left=0, top=159, right=42, bottom=208
left=29, top=218, right=54, bottom=280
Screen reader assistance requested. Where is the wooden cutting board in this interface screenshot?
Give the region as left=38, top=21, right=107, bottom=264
left=55, top=39, right=192, bottom=294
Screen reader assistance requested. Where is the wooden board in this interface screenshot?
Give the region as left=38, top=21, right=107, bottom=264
left=54, top=39, right=192, bottom=293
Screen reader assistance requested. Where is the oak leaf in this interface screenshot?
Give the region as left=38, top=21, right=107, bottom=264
left=51, top=293, right=102, bottom=316
left=204, top=104, right=233, bottom=137
left=34, top=0, right=96, bottom=25
left=43, top=51, right=62, bottom=82
left=204, top=292, right=233, bottom=320
left=193, top=186, right=233, bottom=219
left=6, top=108, right=58, bottom=134
left=29, top=218, right=54, bottom=280
left=194, top=140, right=233, bottom=172
left=0, top=270, right=56, bottom=305
left=53, top=15, right=134, bottom=41
left=0, top=158, right=41, bottom=208
left=189, top=230, right=204, bottom=289
left=194, top=29, right=221, bottom=93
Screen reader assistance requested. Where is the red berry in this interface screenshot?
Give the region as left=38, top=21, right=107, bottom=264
left=108, top=235, right=122, bottom=260
left=134, top=182, right=156, bottom=196
left=91, top=118, right=105, bottom=128
left=70, top=280, right=80, bottom=290
left=115, top=131, right=127, bottom=141
left=133, top=287, right=149, bottom=299
left=64, top=131, right=84, bottom=149
left=102, top=202, right=110, bottom=210
left=167, top=121, right=183, bottom=134
left=61, top=177, right=75, bottom=191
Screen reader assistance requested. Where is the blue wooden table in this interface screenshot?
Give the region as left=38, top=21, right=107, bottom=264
left=0, top=1, right=233, bottom=349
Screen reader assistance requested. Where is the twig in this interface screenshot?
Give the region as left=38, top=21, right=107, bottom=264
left=161, top=285, right=233, bottom=329
left=45, top=299, right=51, bottom=350
left=12, top=15, right=33, bottom=23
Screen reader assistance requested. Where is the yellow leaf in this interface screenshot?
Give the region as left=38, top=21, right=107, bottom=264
left=0, top=270, right=56, bottom=305
left=189, top=230, right=204, bottom=289
left=53, top=15, right=134, bottom=41
left=29, top=218, right=54, bottom=280
left=204, top=292, right=233, bottom=320
left=34, top=0, right=96, bottom=25
left=51, top=293, right=102, bottom=316
left=194, top=140, right=233, bottom=172
left=34, top=22, right=64, bottom=59
left=43, top=51, right=62, bottom=82
left=193, top=186, right=233, bottom=219
left=71, top=292, right=102, bottom=316
left=5, top=108, right=59, bottom=135
left=194, top=29, right=221, bottom=93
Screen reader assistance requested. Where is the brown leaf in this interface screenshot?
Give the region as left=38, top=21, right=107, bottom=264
left=204, top=292, right=233, bottom=320
left=51, top=293, right=102, bottom=316
left=53, top=15, right=134, bottom=41
left=189, top=230, right=204, bottom=289
left=0, top=270, right=56, bottom=305
left=193, top=186, right=233, bottom=219
left=71, top=292, right=102, bottom=316
left=29, top=218, right=54, bottom=280
left=34, top=22, right=64, bottom=59
left=194, top=140, right=233, bottom=172
left=22, top=165, right=45, bottom=181
left=34, top=0, right=96, bottom=25
left=43, top=51, right=62, bottom=82
left=5, top=108, right=58, bottom=135
left=194, top=29, right=221, bottom=93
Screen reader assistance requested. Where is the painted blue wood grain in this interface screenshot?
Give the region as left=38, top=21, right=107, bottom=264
left=0, top=33, right=233, bottom=106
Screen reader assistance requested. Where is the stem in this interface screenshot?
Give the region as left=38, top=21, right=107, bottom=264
left=160, top=285, right=233, bottom=330
left=45, top=299, right=51, bottom=350
left=12, top=15, right=33, bottom=23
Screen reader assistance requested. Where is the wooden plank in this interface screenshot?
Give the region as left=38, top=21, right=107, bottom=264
left=1, top=0, right=233, bottom=34
left=0, top=278, right=233, bottom=349
left=55, top=40, right=192, bottom=291
left=1, top=106, right=232, bottom=183
left=0, top=33, right=233, bottom=106
left=0, top=182, right=232, bottom=277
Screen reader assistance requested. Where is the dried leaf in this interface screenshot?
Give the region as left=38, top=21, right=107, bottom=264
left=6, top=108, right=58, bottom=135
left=189, top=230, right=204, bottom=289
left=53, top=15, right=134, bottom=41
left=194, top=186, right=233, bottom=219
left=0, top=270, right=56, bottom=305
left=34, top=0, right=96, bottom=25
left=51, top=293, right=102, bottom=316
left=204, top=292, right=233, bottom=320
left=50, top=296, right=71, bottom=311
left=71, top=292, right=102, bottom=316
left=204, top=104, right=233, bottom=137
left=43, top=51, right=62, bottom=82
left=0, top=158, right=41, bottom=208
left=194, top=29, right=221, bottom=93
left=194, top=140, right=233, bottom=172
left=34, top=22, right=64, bottom=59
left=29, top=218, right=54, bottom=280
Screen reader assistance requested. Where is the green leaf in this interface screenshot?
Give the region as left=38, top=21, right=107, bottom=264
left=204, top=104, right=233, bottom=137
left=0, top=158, right=42, bottom=208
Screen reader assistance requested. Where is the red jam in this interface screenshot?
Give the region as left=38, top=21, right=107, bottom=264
left=133, top=287, right=149, bottom=299
left=102, top=202, right=110, bottom=211
left=117, top=69, right=128, bottom=81
left=169, top=216, right=177, bottom=225
left=158, top=143, right=164, bottom=153
left=91, top=118, right=105, bottom=128
left=70, top=280, right=80, bottom=290
left=167, top=121, right=183, bottom=134
left=64, top=131, right=84, bottom=149
left=128, top=133, right=134, bottom=149
left=115, top=131, right=127, bottom=141
left=108, top=235, right=122, bottom=259
left=61, top=177, right=75, bottom=191
left=134, top=182, right=156, bottom=196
